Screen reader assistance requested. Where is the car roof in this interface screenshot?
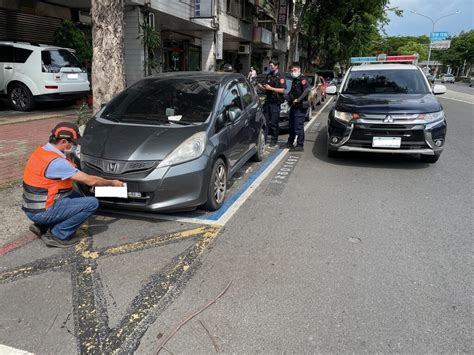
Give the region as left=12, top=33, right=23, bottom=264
left=0, top=41, right=72, bottom=51
left=144, top=71, right=246, bottom=84
left=350, top=64, right=419, bottom=71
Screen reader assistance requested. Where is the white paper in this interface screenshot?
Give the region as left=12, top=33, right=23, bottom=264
left=95, top=183, right=128, bottom=198
left=168, top=115, right=182, bottom=121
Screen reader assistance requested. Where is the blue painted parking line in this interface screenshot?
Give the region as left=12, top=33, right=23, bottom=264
left=172, top=148, right=284, bottom=221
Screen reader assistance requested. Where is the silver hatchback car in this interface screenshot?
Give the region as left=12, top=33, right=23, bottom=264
left=76, top=72, right=265, bottom=212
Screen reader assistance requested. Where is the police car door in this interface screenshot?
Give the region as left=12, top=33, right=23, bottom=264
left=221, top=81, right=247, bottom=168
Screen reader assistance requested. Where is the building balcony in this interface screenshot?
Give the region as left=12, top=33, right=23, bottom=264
left=253, top=27, right=272, bottom=47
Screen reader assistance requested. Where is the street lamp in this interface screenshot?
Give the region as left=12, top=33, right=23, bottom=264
left=410, top=10, right=459, bottom=67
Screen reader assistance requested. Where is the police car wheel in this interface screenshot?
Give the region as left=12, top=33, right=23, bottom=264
left=203, top=158, right=227, bottom=211
left=252, top=128, right=265, bottom=162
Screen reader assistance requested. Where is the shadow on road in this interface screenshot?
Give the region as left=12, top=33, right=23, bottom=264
left=0, top=98, right=81, bottom=113
left=310, top=123, right=432, bottom=170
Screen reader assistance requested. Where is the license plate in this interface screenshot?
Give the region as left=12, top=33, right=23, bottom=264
left=67, top=73, right=78, bottom=79
left=372, top=137, right=401, bottom=148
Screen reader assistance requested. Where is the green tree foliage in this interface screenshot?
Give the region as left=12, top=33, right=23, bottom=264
left=53, top=19, right=92, bottom=66
left=432, top=30, right=474, bottom=75
left=303, top=0, right=398, bottom=69
left=139, top=21, right=161, bottom=76
left=368, top=34, right=429, bottom=57
left=397, top=41, right=428, bottom=60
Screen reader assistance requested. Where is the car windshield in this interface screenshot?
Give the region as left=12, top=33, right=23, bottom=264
left=343, top=69, right=430, bottom=95
left=101, top=78, right=219, bottom=124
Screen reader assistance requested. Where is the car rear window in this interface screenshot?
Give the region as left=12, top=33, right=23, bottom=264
left=42, top=49, right=84, bottom=73
left=102, top=78, right=219, bottom=124
left=343, top=69, right=430, bottom=95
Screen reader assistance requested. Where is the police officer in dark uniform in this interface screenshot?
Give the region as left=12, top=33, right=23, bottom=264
left=286, top=62, right=311, bottom=151
left=259, top=59, right=286, bottom=146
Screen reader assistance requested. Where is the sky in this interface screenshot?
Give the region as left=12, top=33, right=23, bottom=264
left=384, top=0, right=473, bottom=37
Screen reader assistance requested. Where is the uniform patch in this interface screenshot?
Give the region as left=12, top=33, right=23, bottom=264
left=301, top=79, right=307, bottom=85
left=280, top=78, right=285, bottom=84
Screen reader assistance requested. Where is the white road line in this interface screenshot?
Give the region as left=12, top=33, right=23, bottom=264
left=216, top=149, right=287, bottom=225
left=304, top=97, right=333, bottom=132
left=216, top=100, right=332, bottom=225
left=0, top=344, right=33, bottom=355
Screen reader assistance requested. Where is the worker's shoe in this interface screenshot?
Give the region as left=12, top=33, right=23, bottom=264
left=41, top=231, right=80, bottom=248
left=29, top=223, right=48, bottom=237
left=290, top=146, right=304, bottom=152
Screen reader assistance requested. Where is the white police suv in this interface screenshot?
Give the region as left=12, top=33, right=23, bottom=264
left=0, top=41, right=90, bottom=111
left=326, top=55, right=447, bottom=163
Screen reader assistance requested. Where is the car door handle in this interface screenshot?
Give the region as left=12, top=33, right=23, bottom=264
left=4, top=66, right=13, bottom=70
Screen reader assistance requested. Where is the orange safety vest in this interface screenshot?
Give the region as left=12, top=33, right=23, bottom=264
left=22, top=145, right=76, bottom=212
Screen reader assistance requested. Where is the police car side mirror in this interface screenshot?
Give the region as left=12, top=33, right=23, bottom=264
left=326, top=85, right=338, bottom=95
left=227, top=107, right=242, bottom=122
left=433, top=84, right=447, bottom=95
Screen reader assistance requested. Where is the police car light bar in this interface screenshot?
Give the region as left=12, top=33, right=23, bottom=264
left=350, top=54, right=418, bottom=64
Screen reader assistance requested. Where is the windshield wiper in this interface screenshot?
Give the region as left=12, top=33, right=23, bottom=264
left=168, top=120, right=196, bottom=126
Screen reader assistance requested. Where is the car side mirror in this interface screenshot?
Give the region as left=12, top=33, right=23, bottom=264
left=433, top=84, right=447, bottom=95
left=326, top=85, right=338, bottom=95
left=227, top=107, right=242, bottom=122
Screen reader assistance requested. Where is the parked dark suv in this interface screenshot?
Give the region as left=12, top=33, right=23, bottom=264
left=75, top=72, right=265, bottom=212
left=326, top=64, right=447, bottom=163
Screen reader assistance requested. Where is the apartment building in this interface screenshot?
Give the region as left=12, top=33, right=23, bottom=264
left=0, top=0, right=292, bottom=85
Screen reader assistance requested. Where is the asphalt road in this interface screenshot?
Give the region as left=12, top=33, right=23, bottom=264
left=135, top=93, right=472, bottom=353
left=0, top=91, right=472, bottom=353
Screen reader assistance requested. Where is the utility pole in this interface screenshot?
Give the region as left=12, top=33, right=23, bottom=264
left=410, top=10, right=459, bottom=68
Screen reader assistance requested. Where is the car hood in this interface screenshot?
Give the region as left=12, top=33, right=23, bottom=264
left=81, top=119, right=206, bottom=161
left=336, top=93, right=442, bottom=114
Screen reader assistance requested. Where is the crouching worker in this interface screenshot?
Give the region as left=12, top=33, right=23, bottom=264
left=22, top=122, right=123, bottom=248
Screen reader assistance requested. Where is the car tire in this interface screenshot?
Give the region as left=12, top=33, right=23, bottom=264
left=420, top=153, right=440, bottom=163
left=252, top=128, right=265, bottom=162
left=307, top=104, right=312, bottom=120
left=8, top=83, right=36, bottom=111
left=203, top=158, right=227, bottom=211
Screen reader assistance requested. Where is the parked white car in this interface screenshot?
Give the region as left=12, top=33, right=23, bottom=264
left=441, top=73, right=455, bottom=83
left=0, top=41, right=90, bottom=111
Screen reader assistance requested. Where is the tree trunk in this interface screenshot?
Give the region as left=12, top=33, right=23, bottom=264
left=91, top=0, right=126, bottom=114
left=286, top=0, right=314, bottom=69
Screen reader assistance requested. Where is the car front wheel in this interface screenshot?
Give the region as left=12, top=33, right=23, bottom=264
left=203, top=158, right=227, bottom=211
left=252, top=128, right=265, bottom=162
left=9, top=83, right=36, bottom=111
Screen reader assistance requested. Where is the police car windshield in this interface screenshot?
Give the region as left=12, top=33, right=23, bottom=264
left=101, top=78, right=219, bottom=124
left=343, top=69, right=430, bottom=95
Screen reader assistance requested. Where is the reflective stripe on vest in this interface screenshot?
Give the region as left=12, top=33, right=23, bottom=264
left=22, top=146, right=75, bottom=212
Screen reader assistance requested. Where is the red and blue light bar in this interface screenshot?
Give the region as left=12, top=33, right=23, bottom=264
left=350, top=54, right=418, bottom=64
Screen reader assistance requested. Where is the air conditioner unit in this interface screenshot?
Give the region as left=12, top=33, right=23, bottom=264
left=238, top=44, right=250, bottom=54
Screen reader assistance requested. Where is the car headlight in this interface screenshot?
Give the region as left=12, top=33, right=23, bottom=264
left=157, top=131, right=207, bottom=168
left=420, top=111, right=445, bottom=123
left=334, top=110, right=359, bottom=123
